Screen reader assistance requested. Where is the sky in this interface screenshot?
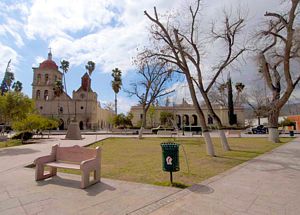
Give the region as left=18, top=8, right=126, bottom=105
left=0, top=0, right=297, bottom=113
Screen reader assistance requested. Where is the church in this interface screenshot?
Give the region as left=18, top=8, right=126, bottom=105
left=32, top=51, right=113, bottom=130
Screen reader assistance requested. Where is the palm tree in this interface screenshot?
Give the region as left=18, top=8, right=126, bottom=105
left=12, top=81, right=22, bottom=92
left=60, top=60, right=70, bottom=122
left=84, top=61, right=95, bottom=129
left=111, top=68, right=122, bottom=115
left=235, top=82, right=245, bottom=105
left=53, top=80, right=64, bottom=116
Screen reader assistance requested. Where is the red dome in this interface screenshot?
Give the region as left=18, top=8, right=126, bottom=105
left=40, top=59, right=58, bottom=70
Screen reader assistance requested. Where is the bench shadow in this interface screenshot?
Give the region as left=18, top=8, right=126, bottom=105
left=188, top=184, right=214, bottom=194
left=36, top=176, right=115, bottom=196
left=0, top=148, right=40, bottom=156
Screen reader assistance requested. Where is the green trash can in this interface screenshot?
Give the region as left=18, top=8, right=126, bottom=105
left=161, top=143, right=180, bottom=172
left=161, top=142, right=180, bottom=184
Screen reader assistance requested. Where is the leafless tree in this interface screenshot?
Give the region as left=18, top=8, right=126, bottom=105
left=144, top=0, right=246, bottom=155
left=244, top=87, right=271, bottom=125
left=125, top=59, right=174, bottom=139
left=257, top=0, right=300, bottom=142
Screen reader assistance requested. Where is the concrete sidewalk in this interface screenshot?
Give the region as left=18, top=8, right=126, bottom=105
left=134, top=138, right=300, bottom=215
left=0, top=135, right=300, bottom=214
left=0, top=135, right=108, bottom=173
left=0, top=134, right=180, bottom=215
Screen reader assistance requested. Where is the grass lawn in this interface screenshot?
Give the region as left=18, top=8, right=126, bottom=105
left=0, top=139, right=22, bottom=148
left=61, top=137, right=293, bottom=187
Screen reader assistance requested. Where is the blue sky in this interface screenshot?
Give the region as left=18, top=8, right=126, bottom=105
left=0, top=0, right=296, bottom=113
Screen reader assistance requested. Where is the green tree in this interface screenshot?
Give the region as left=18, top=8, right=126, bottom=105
left=112, top=113, right=133, bottom=128
left=160, top=111, right=174, bottom=127
left=111, top=68, right=122, bottom=115
left=0, top=92, right=34, bottom=125
left=13, top=114, right=59, bottom=134
left=12, top=81, right=23, bottom=92
left=1, top=60, right=14, bottom=95
left=53, top=80, right=63, bottom=116
left=86, top=61, right=95, bottom=76
left=148, top=105, right=156, bottom=127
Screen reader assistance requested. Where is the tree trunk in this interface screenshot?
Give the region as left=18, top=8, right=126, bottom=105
left=138, top=127, right=144, bottom=139
left=202, top=131, right=215, bottom=156
left=115, top=93, right=117, bottom=115
left=138, top=108, right=147, bottom=139
left=268, top=109, right=280, bottom=143
left=218, top=129, right=230, bottom=151
left=201, top=90, right=230, bottom=151
left=63, top=73, right=70, bottom=123
left=258, top=117, right=261, bottom=125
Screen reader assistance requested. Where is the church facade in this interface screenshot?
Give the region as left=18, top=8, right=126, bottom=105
left=32, top=51, right=113, bottom=130
left=130, top=99, right=245, bottom=129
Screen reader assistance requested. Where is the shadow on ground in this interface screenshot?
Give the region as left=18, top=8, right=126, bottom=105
left=188, top=184, right=214, bottom=194
left=0, top=148, right=40, bottom=156
left=37, top=176, right=116, bottom=196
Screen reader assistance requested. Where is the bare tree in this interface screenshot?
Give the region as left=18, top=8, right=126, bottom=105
left=257, top=0, right=300, bottom=142
left=126, top=59, right=174, bottom=139
left=244, top=87, right=271, bottom=126
left=144, top=0, right=246, bottom=155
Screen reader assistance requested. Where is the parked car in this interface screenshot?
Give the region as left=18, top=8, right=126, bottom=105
left=252, top=125, right=268, bottom=134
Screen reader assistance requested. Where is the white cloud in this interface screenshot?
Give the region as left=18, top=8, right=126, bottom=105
left=32, top=56, right=45, bottom=67
left=0, top=43, right=19, bottom=75
left=25, top=0, right=118, bottom=40
left=23, top=0, right=185, bottom=74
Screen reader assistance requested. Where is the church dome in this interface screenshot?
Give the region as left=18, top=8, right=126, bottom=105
left=40, top=59, right=58, bottom=70
left=39, top=50, right=58, bottom=70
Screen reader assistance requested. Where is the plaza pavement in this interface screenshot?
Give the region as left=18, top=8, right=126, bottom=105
left=0, top=134, right=299, bottom=214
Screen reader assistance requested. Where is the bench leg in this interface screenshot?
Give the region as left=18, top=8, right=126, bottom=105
left=94, top=169, right=100, bottom=182
left=35, top=164, right=54, bottom=181
left=81, top=168, right=101, bottom=189
left=50, top=167, right=57, bottom=176
left=81, top=170, right=90, bottom=189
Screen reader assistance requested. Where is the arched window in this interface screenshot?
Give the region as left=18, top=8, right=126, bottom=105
left=208, top=115, right=214, bottom=125
left=37, top=74, right=41, bottom=83
left=59, top=107, right=63, bottom=114
left=54, top=75, right=57, bottom=81
left=44, top=90, right=49, bottom=100
left=45, top=74, right=49, bottom=84
left=36, top=90, right=40, bottom=99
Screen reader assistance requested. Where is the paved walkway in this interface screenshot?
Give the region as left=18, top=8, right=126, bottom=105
left=0, top=135, right=299, bottom=214
left=0, top=134, right=180, bottom=215
left=142, top=138, right=300, bottom=215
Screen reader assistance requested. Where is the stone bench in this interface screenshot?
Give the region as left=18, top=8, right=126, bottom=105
left=34, top=144, right=101, bottom=189
left=226, top=130, right=241, bottom=138
left=157, top=130, right=178, bottom=137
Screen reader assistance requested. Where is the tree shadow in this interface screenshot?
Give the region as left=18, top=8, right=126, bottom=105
left=230, top=149, right=260, bottom=154
left=0, top=148, right=40, bottom=156
left=36, top=176, right=115, bottom=196
left=188, top=184, right=214, bottom=194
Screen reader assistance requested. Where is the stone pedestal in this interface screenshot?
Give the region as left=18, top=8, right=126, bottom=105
left=65, top=121, right=82, bottom=140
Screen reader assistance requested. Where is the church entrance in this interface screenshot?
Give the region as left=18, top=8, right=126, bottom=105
left=79, top=121, right=84, bottom=130
left=59, top=119, right=64, bottom=130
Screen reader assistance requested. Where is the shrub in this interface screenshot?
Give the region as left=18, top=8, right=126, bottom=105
left=12, top=132, right=33, bottom=140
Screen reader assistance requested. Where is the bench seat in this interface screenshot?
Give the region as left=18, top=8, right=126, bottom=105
left=46, top=162, right=80, bottom=170
left=34, top=144, right=101, bottom=189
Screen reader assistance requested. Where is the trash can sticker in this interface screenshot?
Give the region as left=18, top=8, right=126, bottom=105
left=166, top=156, right=173, bottom=165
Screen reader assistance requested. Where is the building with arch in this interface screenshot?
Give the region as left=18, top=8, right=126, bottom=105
left=130, top=99, right=245, bottom=129
left=32, top=51, right=113, bottom=130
